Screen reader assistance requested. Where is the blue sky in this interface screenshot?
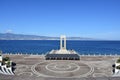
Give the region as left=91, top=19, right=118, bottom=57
left=0, top=0, right=120, bottom=40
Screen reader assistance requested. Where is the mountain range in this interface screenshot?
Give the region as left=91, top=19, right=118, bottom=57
left=0, top=33, right=93, bottom=40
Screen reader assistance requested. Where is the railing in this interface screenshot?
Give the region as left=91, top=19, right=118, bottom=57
left=2, top=52, right=120, bottom=57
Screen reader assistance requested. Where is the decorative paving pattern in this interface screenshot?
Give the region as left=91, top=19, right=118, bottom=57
left=15, top=65, right=29, bottom=72
left=1, top=55, right=115, bottom=80
left=45, top=62, right=80, bottom=73
left=93, top=73, right=108, bottom=77
left=17, top=72, right=33, bottom=77
left=31, top=61, right=94, bottom=78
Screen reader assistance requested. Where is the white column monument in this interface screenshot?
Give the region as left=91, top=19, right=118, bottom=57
left=46, top=35, right=80, bottom=60
left=57, top=35, right=69, bottom=54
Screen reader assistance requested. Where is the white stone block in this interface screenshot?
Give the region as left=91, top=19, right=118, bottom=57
left=0, top=56, right=2, bottom=61
left=115, top=62, right=120, bottom=67
left=115, top=68, right=120, bottom=74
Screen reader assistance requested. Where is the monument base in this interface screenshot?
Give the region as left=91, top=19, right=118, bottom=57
left=45, top=54, right=80, bottom=60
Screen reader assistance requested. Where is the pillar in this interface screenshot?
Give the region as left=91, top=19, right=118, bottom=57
left=60, top=35, right=66, bottom=50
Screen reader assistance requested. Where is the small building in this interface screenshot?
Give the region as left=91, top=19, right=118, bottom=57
left=45, top=35, right=80, bottom=60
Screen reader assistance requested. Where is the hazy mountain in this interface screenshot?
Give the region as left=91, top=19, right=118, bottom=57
left=0, top=33, right=92, bottom=40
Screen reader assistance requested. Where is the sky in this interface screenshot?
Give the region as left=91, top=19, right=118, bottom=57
left=0, top=0, right=120, bottom=40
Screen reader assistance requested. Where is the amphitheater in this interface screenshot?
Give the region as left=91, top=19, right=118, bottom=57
left=0, top=54, right=120, bottom=80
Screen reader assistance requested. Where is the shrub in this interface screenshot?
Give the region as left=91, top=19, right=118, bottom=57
left=3, top=56, right=10, bottom=62
left=116, top=65, right=120, bottom=69
left=6, top=61, right=11, bottom=67
left=117, top=58, right=120, bottom=63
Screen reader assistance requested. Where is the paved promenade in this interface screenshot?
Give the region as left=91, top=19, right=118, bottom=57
left=0, top=54, right=120, bottom=80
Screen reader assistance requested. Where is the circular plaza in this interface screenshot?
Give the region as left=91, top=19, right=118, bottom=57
left=31, top=60, right=94, bottom=78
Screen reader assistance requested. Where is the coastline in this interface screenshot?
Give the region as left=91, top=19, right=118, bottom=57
left=3, top=53, right=120, bottom=57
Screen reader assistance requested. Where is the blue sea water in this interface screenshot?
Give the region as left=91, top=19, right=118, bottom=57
left=0, top=40, right=120, bottom=55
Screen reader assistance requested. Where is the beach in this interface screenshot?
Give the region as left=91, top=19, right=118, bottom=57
left=0, top=54, right=120, bottom=80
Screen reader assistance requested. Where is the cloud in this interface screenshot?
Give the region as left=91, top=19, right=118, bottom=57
left=5, top=29, right=13, bottom=33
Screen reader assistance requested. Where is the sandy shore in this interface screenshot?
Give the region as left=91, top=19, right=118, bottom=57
left=0, top=54, right=120, bottom=80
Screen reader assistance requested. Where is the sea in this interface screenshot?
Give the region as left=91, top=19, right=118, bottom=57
left=0, top=40, right=120, bottom=55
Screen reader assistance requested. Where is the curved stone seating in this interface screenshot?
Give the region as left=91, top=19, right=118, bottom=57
left=1, top=65, right=8, bottom=75
left=8, top=67, right=14, bottom=75
left=0, top=66, right=4, bottom=74
left=5, top=67, right=11, bottom=75
left=0, top=51, right=14, bottom=75
left=114, top=63, right=120, bottom=74
left=0, top=65, right=14, bottom=75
